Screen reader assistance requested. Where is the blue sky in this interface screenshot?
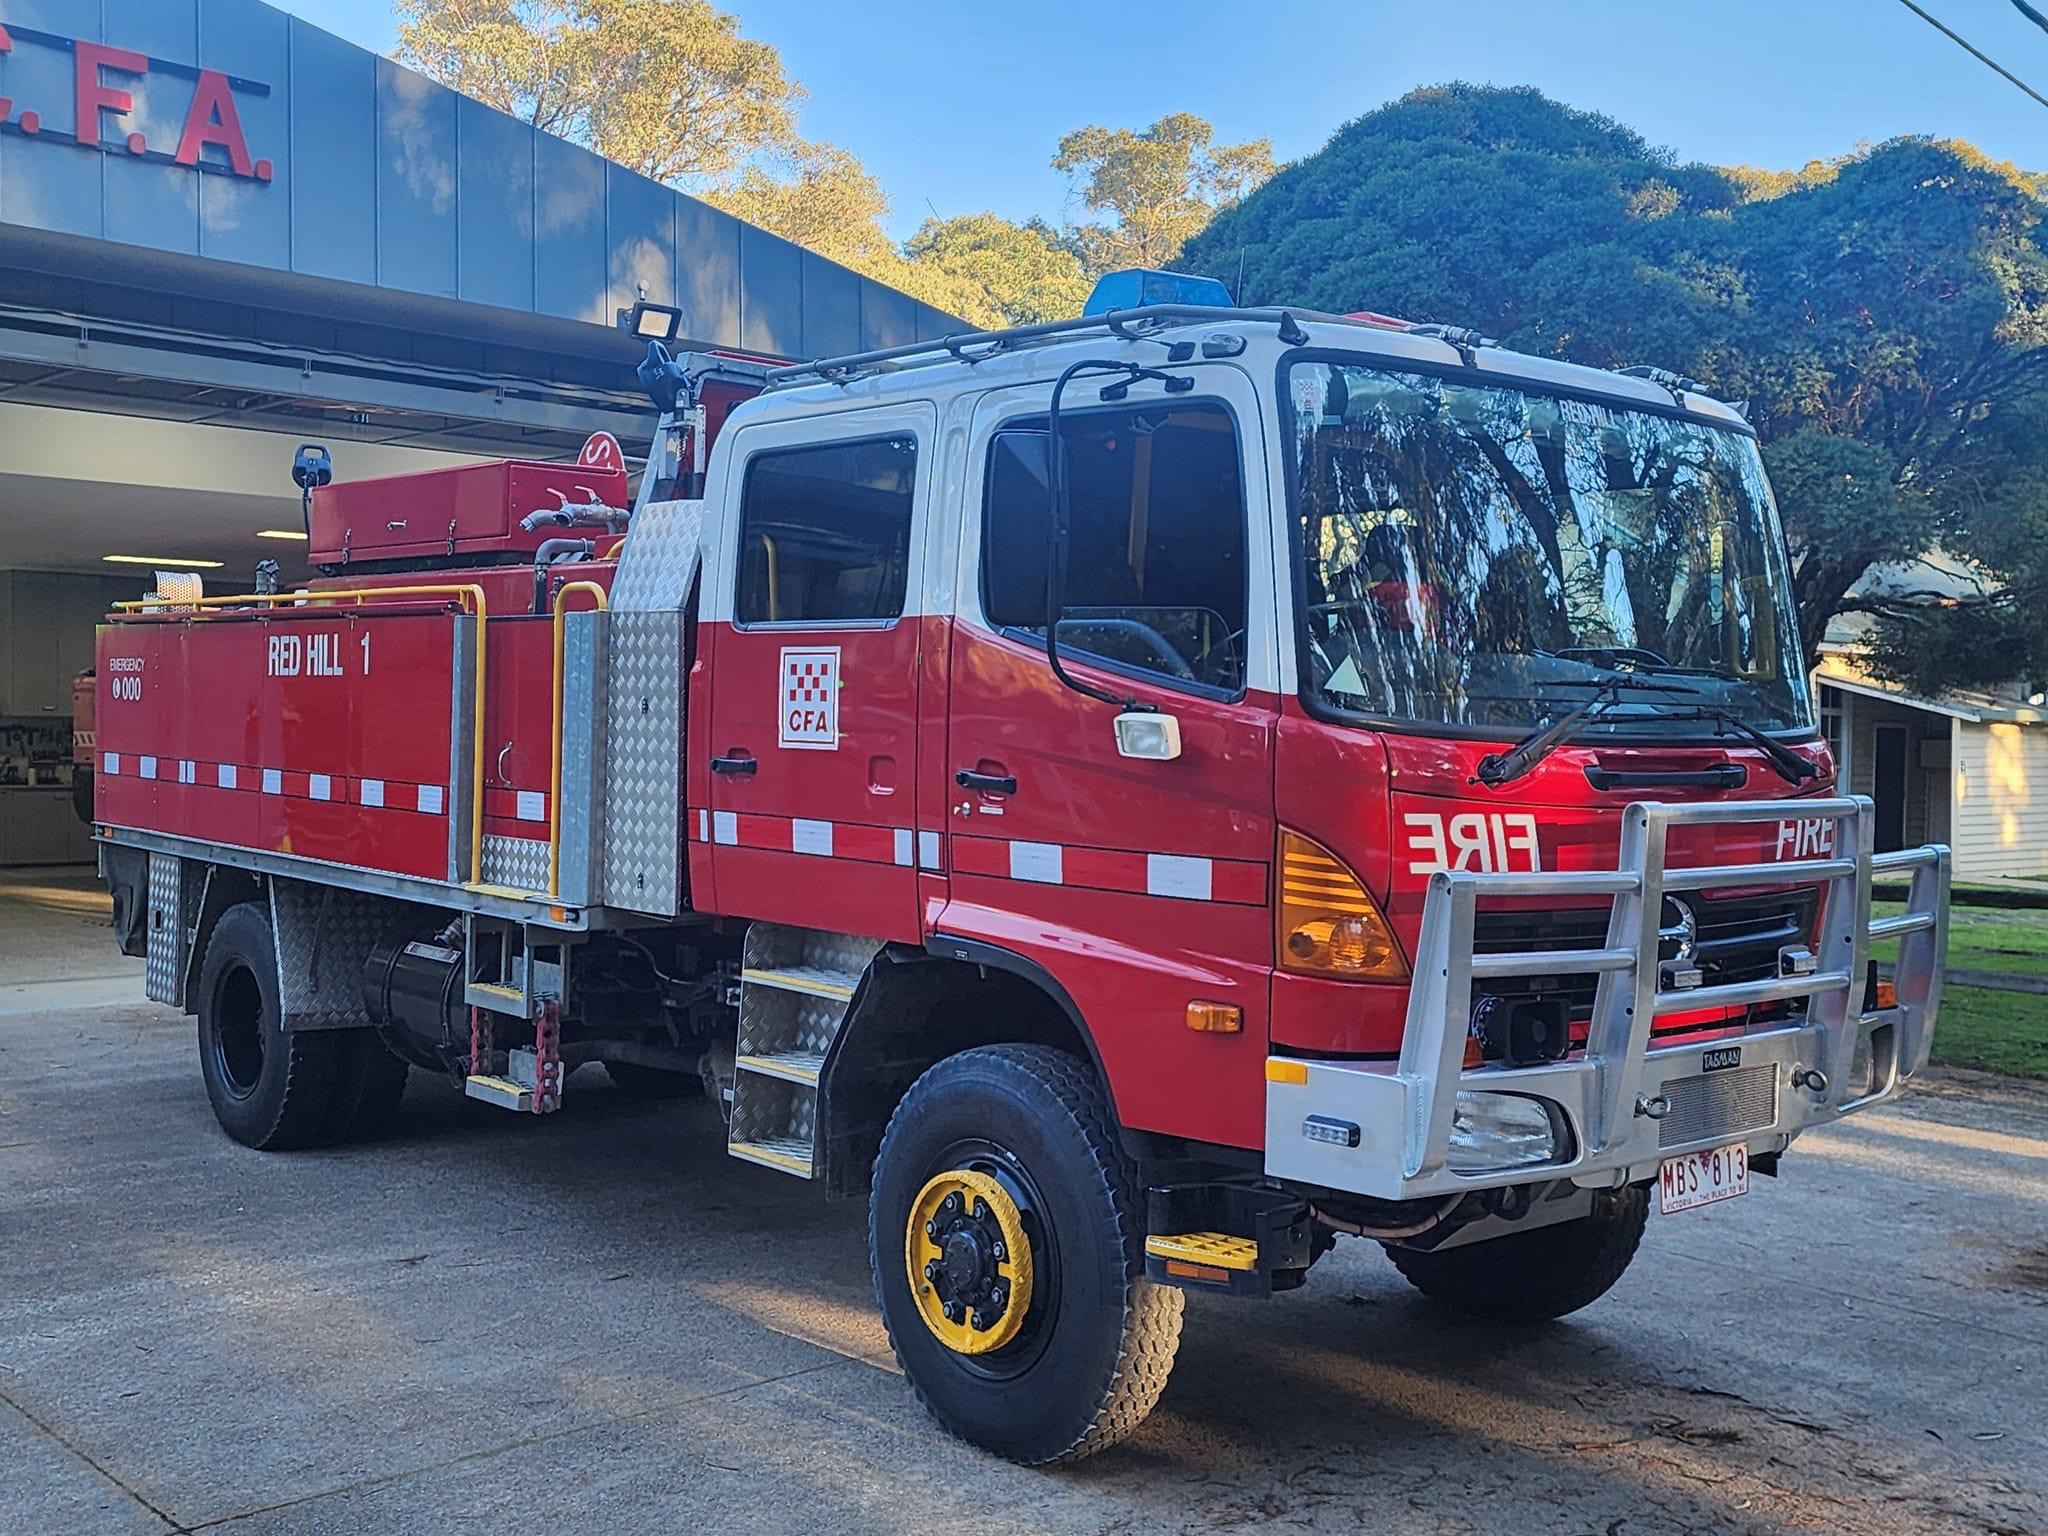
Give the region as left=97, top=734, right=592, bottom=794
left=279, top=1, right=2048, bottom=239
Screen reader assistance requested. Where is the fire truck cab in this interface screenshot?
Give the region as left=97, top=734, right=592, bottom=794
left=90, top=284, right=1950, bottom=1465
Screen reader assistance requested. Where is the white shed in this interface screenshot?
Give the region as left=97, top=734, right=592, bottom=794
left=1814, top=659, right=2048, bottom=881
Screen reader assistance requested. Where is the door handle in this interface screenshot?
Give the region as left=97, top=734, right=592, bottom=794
left=956, top=769, right=1018, bottom=797
left=710, top=754, right=758, bottom=776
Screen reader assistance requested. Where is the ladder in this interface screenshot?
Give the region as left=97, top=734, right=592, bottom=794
left=728, top=924, right=881, bottom=1178
left=461, top=915, right=568, bottom=1113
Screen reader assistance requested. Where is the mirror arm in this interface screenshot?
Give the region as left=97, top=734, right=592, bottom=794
left=1045, top=359, right=1158, bottom=714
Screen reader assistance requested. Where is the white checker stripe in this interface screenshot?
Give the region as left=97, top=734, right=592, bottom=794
left=919, top=829, right=943, bottom=872
left=262, top=769, right=282, bottom=796
left=102, top=752, right=119, bottom=775
left=1146, top=853, right=1213, bottom=901
left=516, top=790, right=546, bottom=823
left=360, top=779, right=385, bottom=807
left=892, top=828, right=914, bottom=867
left=139, top=756, right=158, bottom=781
left=713, top=810, right=738, bottom=846
left=217, top=764, right=236, bottom=789
left=1009, top=841, right=1063, bottom=885
left=791, top=818, right=833, bottom=857
left=310, top=774, right=333, bottom=802
left=418, top=784, right=444, bottom=814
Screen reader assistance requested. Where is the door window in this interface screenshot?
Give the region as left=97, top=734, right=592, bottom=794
left=736, top=436, right=918, bottom=624
left=982, top=401, right=1248, bottom=695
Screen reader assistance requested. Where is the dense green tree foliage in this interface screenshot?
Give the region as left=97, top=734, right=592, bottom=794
left=1184, top=86, right=2048, bottom=690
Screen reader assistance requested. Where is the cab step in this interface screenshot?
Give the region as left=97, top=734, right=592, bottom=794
left=1144, top=1232, right=1259, bottom=1274
left=728, top=925, right=882, bottom=1181
left=1144, top=1183, right=1315, bottom=1297
left=734, top=1050, right=825, bottom=1085
left=728, top=1137, right=816, bottom=1178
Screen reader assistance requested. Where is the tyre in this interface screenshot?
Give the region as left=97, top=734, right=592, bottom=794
left=322, top=1031, right=410, bottom=1141
left=195, top=902, right=342, bottom=1150
left=1384, top=1186, right=1650, bottom=1322
left=868, top=1044, right=1183, bottom=1465
left=603, top=1060, right=697, bottom=1100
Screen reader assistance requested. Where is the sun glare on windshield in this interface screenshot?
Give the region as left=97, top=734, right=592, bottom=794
left=1288, top=361, right=1812, bottom=738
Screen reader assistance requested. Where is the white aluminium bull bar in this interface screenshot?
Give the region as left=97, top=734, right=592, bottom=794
left=1265, top=797, right=1950, bottom=1202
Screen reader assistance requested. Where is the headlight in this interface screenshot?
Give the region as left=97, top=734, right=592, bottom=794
left=1447, top=1091, right=1560, bottom=1172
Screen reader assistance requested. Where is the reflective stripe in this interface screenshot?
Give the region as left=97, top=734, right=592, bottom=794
left=953, top=835, right=1266, bottom=906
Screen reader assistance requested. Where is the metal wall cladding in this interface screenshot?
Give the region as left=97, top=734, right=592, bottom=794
left=0, top=0, right=953, bottom=354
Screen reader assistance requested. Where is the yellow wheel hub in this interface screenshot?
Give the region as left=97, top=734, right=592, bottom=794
left=904, top=1168, right=1035, bottom=1355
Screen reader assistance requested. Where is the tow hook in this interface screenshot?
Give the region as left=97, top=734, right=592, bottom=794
left=1634, top=1093, right=1671, bottom=1120
left=1791, top=1066, right=1829, bottom=1095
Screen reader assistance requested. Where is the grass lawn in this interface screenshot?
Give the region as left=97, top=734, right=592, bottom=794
left=1920, top=986, right=2048, bottom=1079
left=1871, top=899, right=2048, bottom=1079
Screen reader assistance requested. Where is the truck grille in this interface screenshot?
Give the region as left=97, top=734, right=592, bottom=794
left=1657, top=1063, right=1779, bottom=1149
left=1471, top=888, right=1820, bottom=1028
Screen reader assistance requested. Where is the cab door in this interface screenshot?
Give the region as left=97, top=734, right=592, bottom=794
left=698, top=403, right=936, bottom=942
left=936, top=367, right=1281, bottom=1148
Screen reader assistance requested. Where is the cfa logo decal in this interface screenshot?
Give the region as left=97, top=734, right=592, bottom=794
left=1403, top=811, right=1543, bottom=875
left=0, top=24, right=274, bottom=182
left=779, top=647, right=840, bottom=750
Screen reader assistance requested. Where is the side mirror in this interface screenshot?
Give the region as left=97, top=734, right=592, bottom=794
left=1114, top=711, right=1181, bottom=761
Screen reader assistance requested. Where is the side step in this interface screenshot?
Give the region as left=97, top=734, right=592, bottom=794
left=728, top=925, right=882, bottom=1179
left=462, top=1004, right=565, bottom=1115
left=1144, top=1184, right=1315, bottom=1297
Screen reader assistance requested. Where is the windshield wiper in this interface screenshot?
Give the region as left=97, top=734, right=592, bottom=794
left=1474, top=680, right=1627, bottom=788
left=1673, top=709, right=1820, bottom=786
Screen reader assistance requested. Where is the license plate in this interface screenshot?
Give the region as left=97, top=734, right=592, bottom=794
left=1657, top=1141, right=1749, bottom=1215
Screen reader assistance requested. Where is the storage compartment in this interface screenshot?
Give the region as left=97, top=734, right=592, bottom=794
left=309, top=459, right=631, bottom=569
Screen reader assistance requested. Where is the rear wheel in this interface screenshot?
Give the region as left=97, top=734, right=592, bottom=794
left=323, top=1032, right=410, bottom=1141
left=1384, top=1186, right=1650, bottom=1322
left=195, top=903, right=342, bottom=1150
left=868, top=1044, right=1183, bottom=1464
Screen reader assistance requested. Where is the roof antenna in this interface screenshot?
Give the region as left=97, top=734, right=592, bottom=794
left=1234, top=245, right=1248, bottom=305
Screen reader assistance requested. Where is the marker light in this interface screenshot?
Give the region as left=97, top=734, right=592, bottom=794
left=103, top=555, right=224, bottom=568
left=1277, top=830, right=1408, bottom=981
left=257, top=529, right=310, bottom=541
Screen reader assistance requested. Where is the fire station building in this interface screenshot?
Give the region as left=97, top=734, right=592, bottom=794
left=0, top=0, right=953, bottom=865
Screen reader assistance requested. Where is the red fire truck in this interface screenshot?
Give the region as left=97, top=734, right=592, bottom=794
left=90, top=277, right=1950, bottom=1464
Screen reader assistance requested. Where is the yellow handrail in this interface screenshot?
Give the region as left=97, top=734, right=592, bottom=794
left=113, top=584, right=492, bottom=886
left=549, top=581, right=611, bottom=899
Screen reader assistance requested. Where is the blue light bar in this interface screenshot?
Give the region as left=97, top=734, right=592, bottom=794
left=1082, top=268, right=1235, bottom=317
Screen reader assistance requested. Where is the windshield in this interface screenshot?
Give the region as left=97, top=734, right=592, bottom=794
left=1287, top=360, right=1812, bottom=737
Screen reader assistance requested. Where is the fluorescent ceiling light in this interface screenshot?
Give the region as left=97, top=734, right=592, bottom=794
left=103, top=555, right=226, bottom=568
left=257, top=529, right=310, bottom=540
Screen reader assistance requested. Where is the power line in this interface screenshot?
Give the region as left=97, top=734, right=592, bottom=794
left=2013, top=1, right=2048, bottom=38
left=1895, top=0, right=2048, bottom=109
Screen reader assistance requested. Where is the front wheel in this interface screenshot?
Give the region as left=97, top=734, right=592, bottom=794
left=868, top=1045, right=1183, bottom=1464
left=1384, top=1185, right=1650, bottom=1322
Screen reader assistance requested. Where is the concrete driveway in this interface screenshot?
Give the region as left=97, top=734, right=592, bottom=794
left=3, top=868, right=2045, bottom=1535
